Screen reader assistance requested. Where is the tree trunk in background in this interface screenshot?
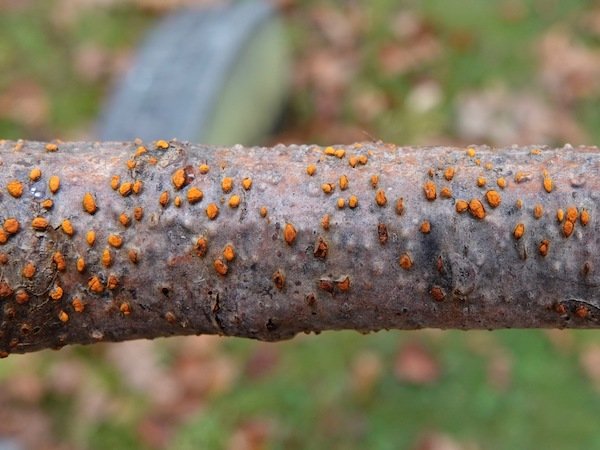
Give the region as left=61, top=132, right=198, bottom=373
left=0, top=140, right=598, bottom=356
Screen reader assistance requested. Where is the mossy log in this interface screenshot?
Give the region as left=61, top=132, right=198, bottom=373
left=0, top=140, right=598, bottom=356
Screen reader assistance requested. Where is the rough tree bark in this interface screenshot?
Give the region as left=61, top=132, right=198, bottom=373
left=0, top=139, right=598, bottom=356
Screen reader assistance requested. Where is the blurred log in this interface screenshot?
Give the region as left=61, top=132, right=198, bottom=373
left=0, top=139, right=598, bottom=356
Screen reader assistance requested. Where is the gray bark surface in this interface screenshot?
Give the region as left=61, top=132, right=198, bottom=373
left=0, top=140, right=598, bottom=356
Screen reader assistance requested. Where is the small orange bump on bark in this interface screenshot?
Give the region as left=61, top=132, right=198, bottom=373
left=49, top=285, right=63, bottom=301
left=444, top=167, right=455, bottom=181
left=119, top=182, right=133, bottom=196
left=108, top=234, right=123, bottom=248
left=306, top=164, right=316, bottom=176
left=0, top=230, right=7, bottom=245
left=314, top=237, right=328, bottom=258
left=423, top=181, right=436, bottom=201
left=336, top=276, right=350, bottom=292
left=134, top=145, right=147, bottom=157
left=111, top=175, right=120, bottom=190
left=132, top=180, right=143, bottom=194
left=128, top=249, right=139, bottom=264
left=370, top=174, right=379, bottom=188
left=171, top=168, right=187, bottom=190
left=48, top=176, right=60, bottom=194
left=195, top=237, right=208, bottom=257
left=88, top=276, right=104, bottom=293
left=76, top=257, right=85, bottom=273
left=107, top=274, right=119, bottom=290
left=468, top=199, right=485, bottom=219
left=0, top=253, right=8, bottom=265
left=420, top=221, right=431, bottom=234
left=126, top=159, right=136, bottom=170
left=321, top=214, right=330, bottom=230
left=242, top=177, right=252, bottom=190
left=155, top=139, right=169, bottom=149
left=514, top=172, right=530, bottom=183
left=543, top=176, right=553, bottom=193
left=566, top=206, right=578, bottom=223
left=399, top=253, right=413, bottom=270
left=440, top=187, right=452, bottom=198
left=348, top=195, right=358, bottom=208
left=29, top=168, right=41, bottom=181
left=229, top=195, right=241, bottom=208
left=513, top=223, right=525, bottom=240
left=484, top=162, right=493, bottom=170
left=3, top=218, right=19, bottom=235
left=221, top=177, right=234, bottom=193
left=515, top=199, right=523, bottom=209
left=339, top=175, right=349, bottom=190
left=348, top=156, right=358, bottom=168
left=120, top=302, right=131, bottom=315
left=430, top=286, right=446, bottom=302
left=539, top=239, right=550, bottom=257
left=476, top=176, right=486, bottom=187
left=119, top=213, right=131, bottom=227
left=15, top=289, right=29, bottom=304
left=22, top=262, right=36, bottom=279
left=563, top=220, right=574, bottom=238
left=134, top=206, right=144, bottom=221
left=45, top=142, right=58, bottom=152
left=497, top=177, right=507, bottom=189
left=206, top=203, right=219, bottom=220
left=31, top=217, right=48, bottom=231
left=485, top=190, right=501, bottom=208
left=375, top=189, right=387, bottom=206
left=324, top=146, right=336, bottom=156
left=337, top=198, right=345, bottom=209
left=58, top=311, right=69, bottom=323
left=259, top=206, right=268, bottom=218
left=466, top=147, right=476, bottom=157
left=533, top=204, right=543, bottom=219
left=40, top=199, right=53, bottom=209
left=321, top=183, right=335, bottom=194
left=358, top=154, right=368, bottom=165
left=82, top=192, right=97, bottom=214
left=284, top=223, right=297, bottom=245
left=86, top=230, right=96, bottom=246
left=214, top=259, right=228, bottom=276
left=396, top=198, right=404, bottom=215
left=7, top=180, right=23, bottom=198
left=272, top=270, right=286, bottom=290
left=61, top=219, right=74, bottom=236
left=187, top=187, right=203, bottom=204
left=159, top=191, right=169, bottom=207
left=199, top=163, right=209, bottom=174
left=581, top=209, right=590, bottom=226
left=102, top=248, right=112, bottom=267
left=174, top=196, right=182, bottom=207
left=556, top=208, right=564, bottom=222
left=72, top=297, right=85, bottom=313
left=335, top=149, right=346, bottom=158
left=223, top=244, right=235, bottom=262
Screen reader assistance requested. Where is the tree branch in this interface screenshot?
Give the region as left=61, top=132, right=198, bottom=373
left=0, top=140, right=598, bottom=356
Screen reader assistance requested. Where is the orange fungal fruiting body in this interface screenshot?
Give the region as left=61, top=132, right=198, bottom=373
left=284, top=223, right=297, bottom=245
left=7, top=180, right=23, bottom=198
left=29, top=168, right=41, bottom=181
left=206, top=203, right=219, bottom=220
left=82, top=192, right=97, bottom=214
left=485, top=190, right=501, bottom=208
left=108, top=234, right=123, bottom=248
left=423, top=181, right=436, bottom=201
left=32, top=217, right=48, bottom=231
left=468, top=199, right=485, bottom=219
left=513, top=223, right=525, bottom=240
left=399, top=253, right=413, bottom=270
left=375, top=190, right=387, bottom=206
left=187, top=187, right=203, bottom=204
left=48, top=176, right=60, bottom=194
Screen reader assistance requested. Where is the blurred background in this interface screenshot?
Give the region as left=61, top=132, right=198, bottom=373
left=1, top=0, right=600, bottom=449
